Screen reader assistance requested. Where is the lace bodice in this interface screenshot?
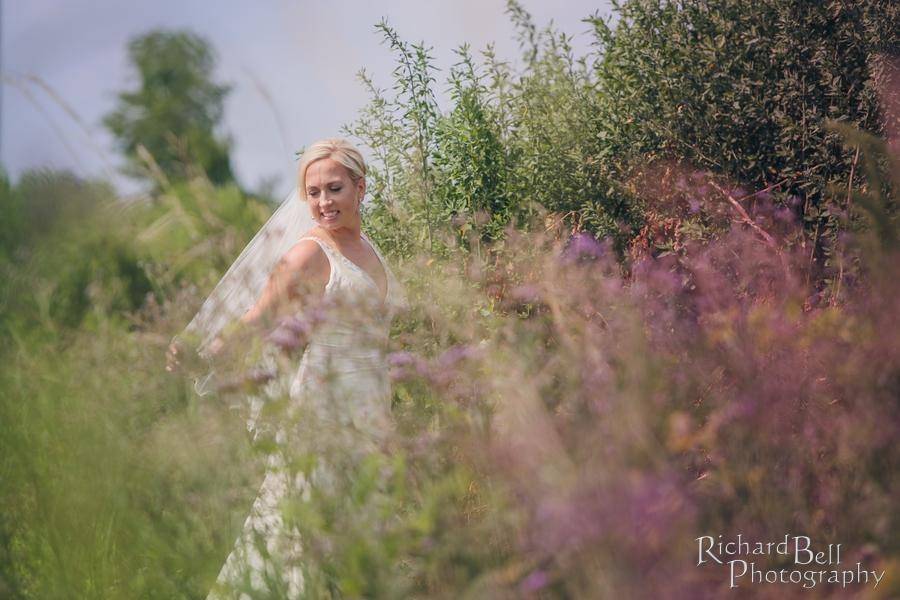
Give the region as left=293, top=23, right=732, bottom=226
left=292, top=234, right=405, bottom=366
left=300, top=233, right=405, bottom=309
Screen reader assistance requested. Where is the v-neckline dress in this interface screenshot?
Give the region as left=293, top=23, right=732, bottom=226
left=311, top=233, right=389, bottom=305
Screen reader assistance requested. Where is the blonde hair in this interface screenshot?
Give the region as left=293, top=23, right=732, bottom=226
left=297, top=138, right=366, bottom=199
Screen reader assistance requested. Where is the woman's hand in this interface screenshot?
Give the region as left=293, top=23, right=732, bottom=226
left=207, top=335, right=226, bottom=357
left=165, top=338, right=183, bottom=373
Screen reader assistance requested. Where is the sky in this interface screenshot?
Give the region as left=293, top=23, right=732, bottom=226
left=2, top=1, right=612, bottom=197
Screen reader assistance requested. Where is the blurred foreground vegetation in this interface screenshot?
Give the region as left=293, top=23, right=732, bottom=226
left=1, top=1, right=899, bottom=598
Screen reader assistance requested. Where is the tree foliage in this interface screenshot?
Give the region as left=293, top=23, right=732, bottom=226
left=587, top=0, right=899, bottom=268
left=348, top=0, right=899, bottom=267
left=103, top=30, right=235, bottom=186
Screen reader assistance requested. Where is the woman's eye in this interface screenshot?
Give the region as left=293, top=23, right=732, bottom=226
left=330, top=186, right=342, bottom=192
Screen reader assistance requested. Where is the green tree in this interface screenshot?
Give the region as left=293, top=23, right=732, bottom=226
left=104, top=30, right=235, bottom=186
left=585, top=0, right=900, bottom=253
left=350, top=0, right=898, bottom=267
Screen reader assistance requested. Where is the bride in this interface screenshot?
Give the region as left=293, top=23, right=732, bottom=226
left=170, top=138, right=407, bottom=598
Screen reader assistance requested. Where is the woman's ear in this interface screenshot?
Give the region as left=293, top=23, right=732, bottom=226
left=357, top=178, right=366, bottom=204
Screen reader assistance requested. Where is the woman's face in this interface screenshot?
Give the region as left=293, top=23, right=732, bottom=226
left=304, top=158, right=365, bottom=231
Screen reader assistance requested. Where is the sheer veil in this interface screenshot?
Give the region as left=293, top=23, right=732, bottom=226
left=175, top=185, right=406, bottom=396
left=177, top=188, right=315, bottom=393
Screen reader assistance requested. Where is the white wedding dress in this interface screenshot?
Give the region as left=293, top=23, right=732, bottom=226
left=206, top=233, right=406, bottom=599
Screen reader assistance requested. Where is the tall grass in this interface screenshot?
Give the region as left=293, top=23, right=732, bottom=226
left=5, top=129, right=896, bottom=596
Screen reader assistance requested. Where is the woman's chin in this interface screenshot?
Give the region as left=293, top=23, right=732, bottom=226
left=314, top=217, right=338, bottom=229
left=316, top=216, right=358, bottom=231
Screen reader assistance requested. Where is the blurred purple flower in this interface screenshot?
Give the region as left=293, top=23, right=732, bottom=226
left=267, top=327, right=303, bottom=352
left=388, top=351, right=415, bottom=381
left=306, top=304, right=332, bottom=325
left=773, top=206, right=795, bottom=223
left=414, top=358, right=433, bottom=378
left=246, top=367, right=276, bottom=385
left=520, top=570, right=550, bottom=593
left=387, top=350, right=431, bottom=382
left=437, top=344, right=481, bottom=370
left=388, top=346, right=480, bottom=387
left=563, top=232, right=607, bottom=263
left=388, top=351, right=416, bottom=368
left=388, top=369, right=408, bottom=383
left=266, top=311, right=328, bottom=353
left=510, top=284, right=542, bottom=303
left=532, top=491, right=604, bottom=556
left=641, top=264, right=683, bottom=294
left=277, top=315, right=312, bottom=336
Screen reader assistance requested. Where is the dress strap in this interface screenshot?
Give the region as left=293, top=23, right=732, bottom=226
left=360, top=234, right=405, bottom=309
left=297, top=236, right=337, bottom=290
left=298, top=235, right=334, bottom=258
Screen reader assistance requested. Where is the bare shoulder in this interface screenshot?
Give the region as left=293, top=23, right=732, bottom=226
left=278, top=237, right=329, bottom=282
left=300, top=225, right=329, bottom=241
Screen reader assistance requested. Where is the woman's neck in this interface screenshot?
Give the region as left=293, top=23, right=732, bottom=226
left=319, top=223, right=362, bottom=246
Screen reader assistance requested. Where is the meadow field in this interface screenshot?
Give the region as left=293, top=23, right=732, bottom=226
left=1, top=2, right=898, bottom=597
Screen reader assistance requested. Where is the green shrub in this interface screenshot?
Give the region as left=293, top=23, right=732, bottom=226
left=349, top=0, right=898, bottom=266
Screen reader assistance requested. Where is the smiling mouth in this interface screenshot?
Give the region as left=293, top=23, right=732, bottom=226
left=321, top=210, right=340, bottom=220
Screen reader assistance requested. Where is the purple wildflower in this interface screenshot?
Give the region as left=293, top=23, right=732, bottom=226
left=387, top=351, right=417, bottom=368
left=774, top=206, right=795, bottom=223
left=414, top=357, right=433, bottom=378
left=246, top=367, right=276, bottom=385
left=267, top=327, right=302, bottom=351
left=510, top=284, right=542, bottom=303
left=387, top=350, right=431, bottom=382
left=306, top=304, right=332, bottom=325
left=437, top=344, right=480, bottom=370
left=276, top=315, right=311, bottom=336
left=520, top=570, right=550, bottom=593
left=563, top=232, right=607, bottom=263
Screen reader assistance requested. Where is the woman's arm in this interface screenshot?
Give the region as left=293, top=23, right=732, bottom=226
left=212, top=239, right=330, bottom=358
left=167, top=239, right=328, bottom=376
left=244, top=238, right=328, bottom=323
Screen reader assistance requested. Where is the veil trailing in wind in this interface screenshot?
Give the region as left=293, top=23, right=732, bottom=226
left=178, top=188, right=316, bottom=394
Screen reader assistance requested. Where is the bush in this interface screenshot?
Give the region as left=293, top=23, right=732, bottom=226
left=349, top=0, right=899, bottom=268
